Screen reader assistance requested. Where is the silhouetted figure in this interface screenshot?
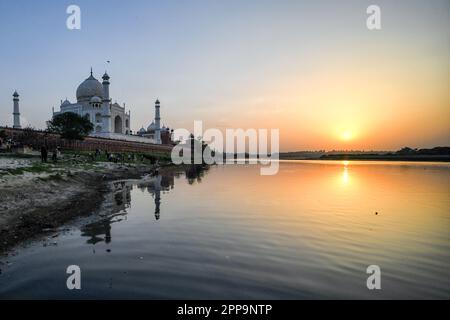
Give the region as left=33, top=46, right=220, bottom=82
left=52, top=150, right=57, bottom=163
left=40, top=145, right=48, bottom=163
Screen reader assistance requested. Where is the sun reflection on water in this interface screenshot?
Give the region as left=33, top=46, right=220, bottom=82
left=341, top=161, right=350, bottom=185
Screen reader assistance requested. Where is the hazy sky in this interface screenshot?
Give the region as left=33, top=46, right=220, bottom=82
left=0, top=0, right=448, bottom=151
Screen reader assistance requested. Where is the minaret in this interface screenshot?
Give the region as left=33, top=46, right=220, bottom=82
left=13, top=91, right=21, bottom=129
left=101, top=71, right=111, bottom=133
left=155, top=99, right=161, bottom=144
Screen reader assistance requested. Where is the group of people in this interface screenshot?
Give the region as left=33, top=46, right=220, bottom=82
left=2, top=139, right=155, bottom=166
left=105, top=150, right=137, bottom=163
left=40, top=145, right=60, bottom=163
left=39, top=146, right=152, bottom=165
left=87, top=149, right=136, bottom=164
left=0, top=138, right=13, bottom=152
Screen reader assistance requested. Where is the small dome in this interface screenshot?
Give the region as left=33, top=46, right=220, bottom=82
left=76, top=71, right=103, bottom=103
left=102, top=72, right=110, bottom=81
left=90, top=96, right=102, bottom=103
left=61, top=99, right=71, bottom=107
left=155, top=99, right=160, bottom=104
left=147, top=121, right=156, bottom=131
left=13, top=91, right=19, bottom=97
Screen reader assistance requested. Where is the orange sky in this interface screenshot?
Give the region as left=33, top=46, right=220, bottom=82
left=187, top=48, right=449, bottom=151
left=1, top=1, right=448, bottom=152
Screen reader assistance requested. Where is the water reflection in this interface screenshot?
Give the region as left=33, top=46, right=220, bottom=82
left=137, top=171, right=175, bottom=220
left=184, top=165, right=208, bottom=184
left=0, top=161, right=449, bottom=299
left=339, top=160, right=350, bottom=186
left=81, top=211, right=125, bottom=245
left=342, top=166, right=349, bottom=185
left=81, top=165, right=209, bottom=245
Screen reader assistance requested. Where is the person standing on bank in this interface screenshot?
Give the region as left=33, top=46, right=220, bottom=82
left=41, top=145, right=48, bottom=163
left=52, top=149, right=57, bottom=163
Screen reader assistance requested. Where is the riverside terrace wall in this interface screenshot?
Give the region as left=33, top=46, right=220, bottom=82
left=0, top=127, right=173, bottom=154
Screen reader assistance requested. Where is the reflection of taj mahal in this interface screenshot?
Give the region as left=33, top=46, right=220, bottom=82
left=79, top=167, right=207, bottom=245
left=137, top=174, right=175, bottom=220
left=53, top=69, right=170, bottom=144
left=80, top=174, right=175, bottom=245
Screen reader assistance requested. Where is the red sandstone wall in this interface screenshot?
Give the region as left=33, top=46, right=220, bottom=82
left=0, top=127, right=173, bottom=154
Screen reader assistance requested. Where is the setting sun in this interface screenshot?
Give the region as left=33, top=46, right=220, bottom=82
left=340, top=131, right=353, bottom=141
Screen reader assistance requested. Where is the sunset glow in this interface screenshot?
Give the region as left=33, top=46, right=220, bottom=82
left=0, top=0, right=449, bottom=303
left=0, top=0, right=448, bottom=152
left=340, top=131, right=353, bottom=141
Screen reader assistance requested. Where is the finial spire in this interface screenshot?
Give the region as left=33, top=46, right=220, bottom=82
left=102, top=70, right=110, bottom=81
left=90, top=67, right=93, bottom=76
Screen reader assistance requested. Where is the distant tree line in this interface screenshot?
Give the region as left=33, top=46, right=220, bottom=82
left=395, top=147, right=450, bottom=155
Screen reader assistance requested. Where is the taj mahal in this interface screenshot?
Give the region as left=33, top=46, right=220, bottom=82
left=53, top=69, right=132, bottom=136
left=42, top=68, right=168, bottom=145
left=9, top=69, right=172, bottom=145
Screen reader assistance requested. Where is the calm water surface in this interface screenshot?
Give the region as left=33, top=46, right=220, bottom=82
left=0, top=161, right=449, bottom=299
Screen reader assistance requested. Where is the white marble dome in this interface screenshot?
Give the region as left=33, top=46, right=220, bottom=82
left=76, top=72, right=103, bottom=103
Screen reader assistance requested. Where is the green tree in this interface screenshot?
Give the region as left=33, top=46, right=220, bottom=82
left=0, top=129, right=6, bottom=146
left=47, top=112, right=93, bottom=140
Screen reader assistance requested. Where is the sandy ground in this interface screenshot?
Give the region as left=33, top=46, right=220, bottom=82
left=0, top=157, right=38, bottom=170
left=0, top=156, right=158, bottom=253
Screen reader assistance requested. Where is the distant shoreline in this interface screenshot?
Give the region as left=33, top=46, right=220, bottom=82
left=279, top=154, right=450, bottom=162
left=279, top=146, right=450, bottom=162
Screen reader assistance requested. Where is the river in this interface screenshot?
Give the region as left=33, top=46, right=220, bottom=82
left=0, top=161, right=449, bottom=299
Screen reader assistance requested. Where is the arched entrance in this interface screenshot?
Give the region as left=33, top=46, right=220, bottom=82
left=95, top=113, right=102, bottom=124
left=114, top=115, right=122, bottom=134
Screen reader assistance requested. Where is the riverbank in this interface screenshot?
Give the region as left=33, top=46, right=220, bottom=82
left=279, top=154, right=450, bottom=162
left=0, top=153, right=162, bottom=254
left=279, top=146, right=450, bottom=162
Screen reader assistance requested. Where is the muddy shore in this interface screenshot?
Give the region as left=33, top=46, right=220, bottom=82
left=0, top=162, right=158, bottom=254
